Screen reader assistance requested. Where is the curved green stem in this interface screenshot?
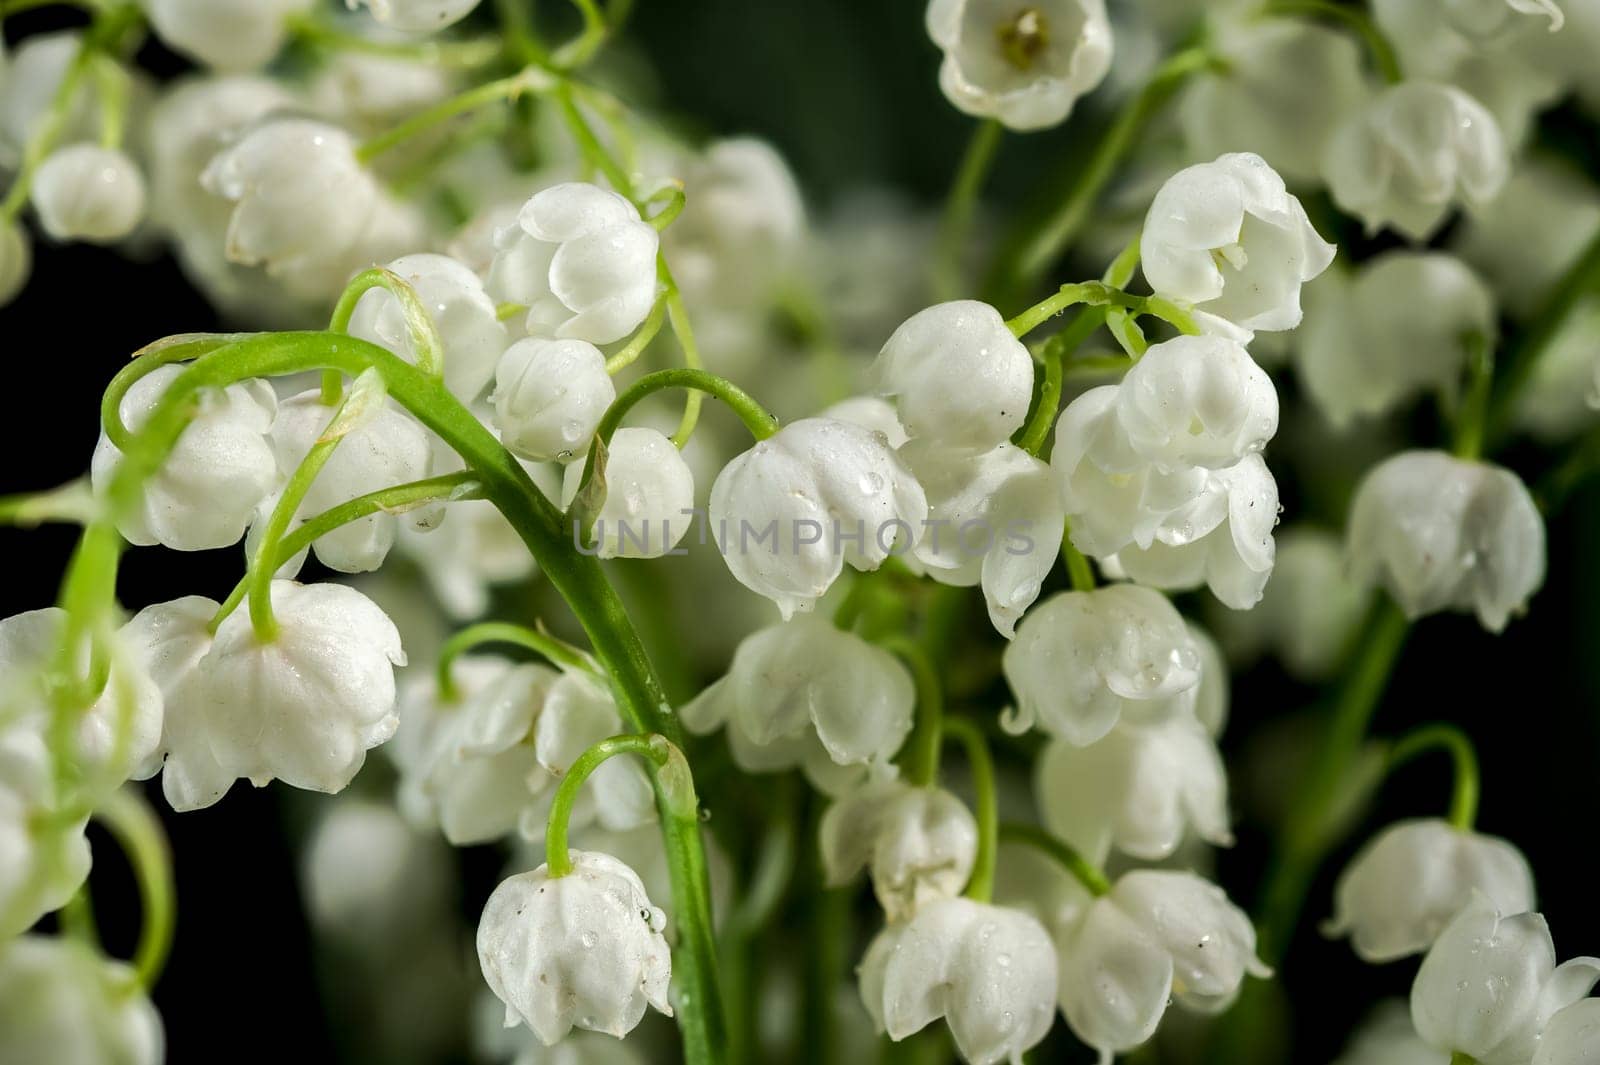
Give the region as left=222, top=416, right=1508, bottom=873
left=1262, top=0, right=1402, bottom=83
left=936, top=119, right=1004, bottom=300
left=943, top=718, right=997, bottom=903
left=645, top=185, right=686, bottom=231
left=99, top=334, right=256, bottom=452
left=999, top=822, right=1110, bottom=897
left=606, top=300, right=666, bottom=375
left=95, top=787, right=175, bottom=990
left=356, top=66, right=552, bottom=163
left=883, top=636, right=944, bottom=789
left=661, top=266, right=706, bottom=448
left=597, top=368, right=779, bottom=447
left=328, top=268, right=446, bottom=380
left=545, top=734, right=678, bottom=877
left=1005, top=281, right=1199, bottom=340
left=1388, top=723, right=1481, bottom=830
left=437, top=621, right=596, bottom=699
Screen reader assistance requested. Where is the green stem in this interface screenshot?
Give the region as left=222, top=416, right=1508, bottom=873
left=645, top=186, right=686, bottom=231
left=0, top=26, right=95, bottom=221
left=556, top=81, right=634, bottom=195
left=545, top=734, right=678, bottom=877
left=1536, top=423, right=1600, bottom=512
left=1487, top=228, right=1600, bottom=448
left=883, top=636, right=944, bottom=789
left=1005, top=281, right=1199, bottom=340
left=0, top=479, right=96, bottom=528
left=1388, top=724, right=1480, bottom=830
left=999, top=822, right=1110, bottom=896
left=943, top=718, right=997, bottom=903
left=596, top=368, right=778, bottom=447
left=1256, top=598, right=1410, bottom=965
left=355, top=67, right=551, bottom=163
left=1016, top=342, right=1066, bottom=457
left=553, top=0, right=609, bottom=67
left=100, top=334, right=255, bottom=452
left=58, top=885, right=99, bottom=947
left=1451, top=1054, right=1479, bottom=1065
left=92, top=53, right=129, bottom=150
left=725, top=789, right=797, bottom=941
left=1062, top=533, right=1097, bottom=592
left=287, top=14, right=504, bottom=66
left=95, top=787, right=175, bottom=989
left=936, top=119, right=1004, bottom=300
left=1262, top=0, right=1403, bottom=83
left=661, top=267, right=706, bottom=448
left=328, top=268, right=446, bottom=378
left=436, top=621, right=595, bottom=699
left=1452, top=333, right=1494, bottom=460
left=1001, top=48, right=1215, bottom=296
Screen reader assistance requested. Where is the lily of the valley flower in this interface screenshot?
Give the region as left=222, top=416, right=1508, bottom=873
left=351, top=0, right=485, bottom=32
left=0, top=936, right=163, bottom=1065
left=1535, top=999, right=1600, bottom=1065
left=1114, top=333, right=1278, bottom=471
left=477, top=851, right=672, bottom=1045
left=820, top=779, right=978, bottom=921
left=492, top=337, right=616, bottom=463
left=561, top=427, right=696, bottom=560
left=139, top=0, right=312, bottom=71
left=32, top=144, right=147, bottom=243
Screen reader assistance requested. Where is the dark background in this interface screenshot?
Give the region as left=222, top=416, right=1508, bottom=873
left=4, top=1, right=1599, bottom=1062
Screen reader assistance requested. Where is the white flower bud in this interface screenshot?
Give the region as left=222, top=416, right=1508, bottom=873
left=31, top=144, right=146, bottom=243
left=349, top=253, right=509, bottom=404
left=561, top=427, right=695, bottom=559
left=709, top=418, right=928, bottom=617
left=666, top=137, right=806, bottom=309
left=924, top=0, right=1113, bottom=131
left=1534, top=999, right=1600, bottom=1065
left=267, top=389, right=434, bottom=573
left=90, top=364, right=279, bottom=552
left=900, top=440, right=1064, bottom=638
left=477, top=851, right=672, bottom=1045
left=1036, top=713, right=1231, bottom=864
left=492, top=337, right=616, bottom=463
left=820, top=780, right=978, bottom=921
left=1411, top=896, right=1600, bottom=1065
left=1002, top=585, right=1201, bottom=746
left=201, top=117, right=383, bottom=284
left=874, top=301, right=1034, bottom=452
left=0, top=34, right=95, bottom=169
left=859, top=897, right=1058, bottom=1064
left=1327, top=819, right=1535, bottom=962
left=488, top=182, right=659, bottom=345
left=1324, top=82, right=1509, bottom=240
left=1116, top=334, right=1279, bottom=470
left=1348, top=450, right=1544, bottom=631
left=193, top=580, right=406, bottom=794
left=1142, top=152, right=1335, bottom=338
left=0, top=216, right=30, bottom=305
left=0, top=937, right=163, bottom=1065
left=1057, top=871, right=1267, bottom=1060
left=351, top=0, right=484, bottom=33
left=680, top=616, right=914, bottom=796
left=1112, top=453, right=1281, bottom=611
left=140, top=0, right=312, bottom=70
left=1179, top=21, right=1372, bottom=185
left=1296, top=253, right=1496, bottom=428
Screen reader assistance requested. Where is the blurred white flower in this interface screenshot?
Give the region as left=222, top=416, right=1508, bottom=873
left=31, top=144, right=147, bottom=243
left=0, top=937, right=163, bottom=1065
left=140, top=0, right=312, bottom=70
left=820, top=779, right=977, bottom=921
left=1333, top=1001, right=1449, bottom=1065
left=1534, top=999, right=1600, bottom=1065
left=300, top=798, right=452, bottom=941
left=351, top=0, right=484, bottom=33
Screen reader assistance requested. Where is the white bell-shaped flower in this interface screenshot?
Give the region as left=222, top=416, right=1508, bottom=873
left=1, top=217, right=30, bottom=305
left=680, top=616, right=914, bottom=796
left=1051, top=386, right=1213, bottom=558
left=1534, top=999, right=1600, bottom=1065
left=709, top=417, right=928, bottom=617
left=477, top=851, right=672, bottom=1045
left=267, top=389, right=434, bottom=573
left=1327, top=819, right=1536, bottom=962
left=820, top=779, right=978, bottom=921
left=487, top=182, right=659, bottom=345
left=1516, top=297, right=1600, bottom=442
left=1334, top=1000, right=1448, bottom=1065
left=1179, top=20, right=1372, bottom=185
left=527, top=670, right=656, bottom=840
left=1324, top=82, right=1509, bottom=240
left=140, top=0, right=312, bottom=70
left=300, top=798, right=452, bottom=942
left=1001, top=585, right=1202, bottom=746
left=1347, top=450, right=1544, bottom=631
left=31, top=144, right=146, bottom=243
left=823, top=394, right=909, bottom=448
left=1295, top=252, right=1496, bottom=428
left=0, top=937, right=163, bottom=1065
left=192, top=580, right=406, bottom=794
left=1057, top=871, right=1268, bottom=1061
left=561, top=427, right=695, bottom=559
left=1115, top=334, right=1279, bottom=470
left=1411, top=896, right=1600, bottom=1065
left=1, top=801, right=90, bottom=939
left=350, top=0, right=484, bottom=32
left=900, top=440, right=1064, bottom=638
left=90, top=363, right=279, bottom=552
left=1036, top=712, right=1231, bottom=864
left=666, top=137, right=806, bottom=309
left=874, top=301, right=1034, bottom=452
left=1112, top=454, right=1281, bottom=611
left=492, top=337, right=616, bottom=463
left=201, top=116, right=384, bottom=286
left=348, top=253, right=508, bottom=404
left=1442, top=0, right=1564, bottom=37
left=1, top=33, right=97, bottom=170
left=859, top=896, right=1058, bottom=1064
left=924, top=0, right=1113, bottom=131
left=391, top=657, right=559, bottom=845
left=1141, top=152, right=1335, bottom=338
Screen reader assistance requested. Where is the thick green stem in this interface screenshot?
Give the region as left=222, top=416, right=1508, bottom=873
left=1256, top=598, right=1410, bottom=965
left=546, top=733, right=674, bottom=877
left=943, top=718, right=997, bottom=903
left=1452, top=333, right=1494, bottom=460
left=999, top=822, right=1110, bottom=896
left=436, top=621, right=595, bottom=699
left=883, top=636, right=944, bottom=789
left=1388, top=723, right=1481, bottom=830
left=95, top=787, right=175, bottom=990
left=936, top=119, right=1004, bottom=300
left=99, top=334, right=255, bottom=452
